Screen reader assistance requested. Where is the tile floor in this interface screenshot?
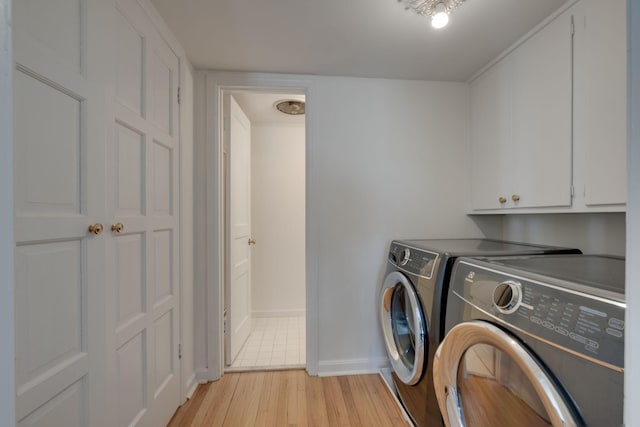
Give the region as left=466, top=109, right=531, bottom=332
left=227, top=316, right=305, bottom=371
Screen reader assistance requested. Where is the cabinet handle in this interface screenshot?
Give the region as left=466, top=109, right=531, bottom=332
left=512, top=194, right=521, bottom=202
left=111, top=223, right=124, bottom=233
left=498, top=197, right=507, bottom=204
left=88, top=223, right=104, bottom=236
left=248, top=238, right=256, bottom=246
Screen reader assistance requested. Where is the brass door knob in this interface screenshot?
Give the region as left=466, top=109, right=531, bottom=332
left=248, top=238, right=256, bottom=246
left=498, top=197, right=507, bottom=204
left=88, top=223, right=104, bottom=235
left=512, top=194, right=521, bottom=202
left=111, top=223, right=124, bottom=233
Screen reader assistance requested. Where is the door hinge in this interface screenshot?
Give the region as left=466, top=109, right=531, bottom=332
left=178, top=344, right=182, bottom=359
left=177, top=87, right=181, bottom=105
left=570, top=16, right=575, bottom=36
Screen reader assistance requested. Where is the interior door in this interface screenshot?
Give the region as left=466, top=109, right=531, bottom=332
left=225, top=95, right=253, bottom=365
left=13, top=0, right=107, bottom=425
left=110, top=0, right=181, bottom=425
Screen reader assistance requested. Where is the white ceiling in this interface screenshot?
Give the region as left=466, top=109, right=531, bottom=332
left=150, top=0, right=570, bottom=82
left=231, top=91, right=306, bottom=124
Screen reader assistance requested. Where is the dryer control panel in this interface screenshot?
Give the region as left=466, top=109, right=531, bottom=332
left=451, top=260, right=625, bottom=370
left=388, top=243, right=438, bottom=279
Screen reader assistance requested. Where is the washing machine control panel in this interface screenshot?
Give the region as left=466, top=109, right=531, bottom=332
left=453, top=261, right=625, bottom=369
left=389, top=243, right=438, bottom=278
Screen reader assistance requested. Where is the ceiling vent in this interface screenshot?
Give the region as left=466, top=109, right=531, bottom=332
left=275, top=99, right=305, bottom=115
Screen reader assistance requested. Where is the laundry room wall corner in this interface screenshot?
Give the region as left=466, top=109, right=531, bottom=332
left=0, top=0, right=15, bottom=424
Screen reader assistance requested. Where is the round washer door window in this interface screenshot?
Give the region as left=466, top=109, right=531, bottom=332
left=433, top=321, right=580, bottom=427
left=380, top=271, right=426, bottom=385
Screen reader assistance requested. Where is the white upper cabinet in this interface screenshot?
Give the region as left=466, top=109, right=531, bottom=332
left=511, top=13, right=573, bottom=209
left=469, top=0, right=627, bottom=213
left=470, top=7, right=573, bottom=211
left=573, top=0, right=627, bottom=207
left=470, top=56, right=513, bottom=210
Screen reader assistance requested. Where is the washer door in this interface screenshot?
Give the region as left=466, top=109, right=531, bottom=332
left=380, top=271, right=426, bottom=385
left=433, top=321, right=581, bottom=427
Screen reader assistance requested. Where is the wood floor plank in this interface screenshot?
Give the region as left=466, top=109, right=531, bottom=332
left=362, top=374, right=407, bottom=425
left=224, top=371, right=268, bottom=425
left=305, top=374, right=331, bottom=426
left=347, top=375, right=395, bottom=427
left=288, top=370, right=309, bottom=427
left=253, top=372, right=286, bottom=427
left=337, top=375, right=365, bottom=427
left=167, top=370, right=409, bottom=427
left=167, top=383, right=209, bottom=427
left=194, top=373, right=240, bottom=426
left=322, top=376, right=353, bottom=426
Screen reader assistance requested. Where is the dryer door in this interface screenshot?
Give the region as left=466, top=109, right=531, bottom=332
left=433, top=321, right=581, bottom=427
left=380, top=271, right=426, bottom=385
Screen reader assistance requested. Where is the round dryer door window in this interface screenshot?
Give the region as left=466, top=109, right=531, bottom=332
left=380, top=271, right=426, bottom=385
left=433, top=321, right=580, bottom=427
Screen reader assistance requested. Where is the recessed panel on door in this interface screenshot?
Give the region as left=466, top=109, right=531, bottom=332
left=153, top=141, right=173, bottom=216
left=17, top=379, right=86, bottom=427
left=116, top=10, right=144, bottom=115
left=14, top=0, right=83, bottom=74
left=15, top=240, right=83, bottom=390
left=115, top=123, right=144, bottom=216
left=149, top=49, right=173, bottom=135
left=154, top=311, right=174, bottom=396
left=117, top=333, right=147, bottom=427
left=116, top=233, right=145, bottom=326
left=153, top=230, right=173, bottom=304
left=14, top=72, right=82, bottom=216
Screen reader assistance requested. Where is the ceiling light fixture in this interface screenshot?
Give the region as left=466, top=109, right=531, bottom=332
left=274, top=99, right=305, bottom=115
left=399, top=0, right=466, bottom=29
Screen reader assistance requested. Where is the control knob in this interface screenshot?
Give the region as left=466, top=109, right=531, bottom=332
left=492, top=280, right=522, bottom=314
left=400, top=248, right=411, bottom=266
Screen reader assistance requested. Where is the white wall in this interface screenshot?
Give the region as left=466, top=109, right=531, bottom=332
left=502, top=213, right=626, bottom=255
left=0, top=0, right=14, bottom=425
left=251, top=124, right=306, bottom=317
left=311, top=76, right=501, bottom=373
left=626, top=0, right=639, bottom=423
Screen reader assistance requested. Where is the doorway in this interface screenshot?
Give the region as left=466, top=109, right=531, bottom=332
left=223, top=90, right=306, bottom=372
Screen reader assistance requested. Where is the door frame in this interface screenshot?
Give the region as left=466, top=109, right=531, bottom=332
left=0, top=0, right=15, bottom=424
left=202, top=71, right=317, bottom=379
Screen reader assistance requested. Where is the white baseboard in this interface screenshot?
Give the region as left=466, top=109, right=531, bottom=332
left=252, top=309, right=305, bottom=318
left=195, top=367, right=210, bottom=384
left=317, top=357, right=388, bottom=377
left=184, top=373, right=198, bottom=399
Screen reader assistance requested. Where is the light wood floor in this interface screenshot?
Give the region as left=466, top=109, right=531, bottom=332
left=168, top=370, right=410, bottom=426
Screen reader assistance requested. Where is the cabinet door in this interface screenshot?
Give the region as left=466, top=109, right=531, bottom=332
left=470, top=57, right=514, bottom=210
left=511, top=11, right=573, bottom=209
left=575, top=0, right=627, bottom=206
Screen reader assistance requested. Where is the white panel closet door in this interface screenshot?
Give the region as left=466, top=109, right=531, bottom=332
left=110, top=1, right=180, bottom=426
left=13, top=0, right=109, bottom=425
